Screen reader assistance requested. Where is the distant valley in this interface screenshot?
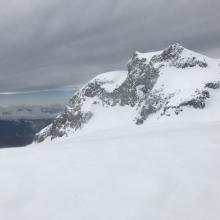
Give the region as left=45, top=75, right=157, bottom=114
left=0, top=105, right=64, bottom=148
left=0, top=119, right=53, bottom=148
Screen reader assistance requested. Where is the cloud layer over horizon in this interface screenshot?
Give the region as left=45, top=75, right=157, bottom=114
left=0, top=0, right=220, bottom=92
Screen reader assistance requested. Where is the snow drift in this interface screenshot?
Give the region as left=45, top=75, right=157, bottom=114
left=1, top=121, right=220, bottom=220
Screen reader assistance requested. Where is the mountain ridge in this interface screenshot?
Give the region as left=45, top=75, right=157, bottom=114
left=36, top=43, right=220, bottom=142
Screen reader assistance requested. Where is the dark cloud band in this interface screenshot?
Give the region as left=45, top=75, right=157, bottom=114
left=0, top=0, right=219, bottom=92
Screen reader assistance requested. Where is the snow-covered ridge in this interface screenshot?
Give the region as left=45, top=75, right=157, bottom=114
left=91, top=71, right=127, bottom=93
left=36, top=43, right=220, bottom=142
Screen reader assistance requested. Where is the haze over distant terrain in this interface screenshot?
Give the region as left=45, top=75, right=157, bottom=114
left=0, top=86, right=79, bottom=106
left=0, top=0, right=219, bottom=93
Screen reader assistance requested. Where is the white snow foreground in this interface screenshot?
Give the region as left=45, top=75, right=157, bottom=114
left=0, top=120, right=220, bottom=220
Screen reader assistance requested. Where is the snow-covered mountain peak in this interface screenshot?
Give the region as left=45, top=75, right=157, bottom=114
left=158, top=42, right=184, bottom=60
left=36, top=44, right=220, bottom=142
left=132, top=43, right=208, bottom=71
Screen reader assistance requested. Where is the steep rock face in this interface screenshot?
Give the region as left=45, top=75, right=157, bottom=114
left=35, top=43, right=220, bottom=142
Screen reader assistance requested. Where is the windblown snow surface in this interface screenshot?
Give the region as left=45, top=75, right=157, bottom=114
left=1, top=45, right=220, bottom=220
left=1, top=118, right=220, bottom=220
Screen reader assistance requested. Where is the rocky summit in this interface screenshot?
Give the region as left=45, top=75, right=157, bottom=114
left=35, top=43, right=220, bottom=142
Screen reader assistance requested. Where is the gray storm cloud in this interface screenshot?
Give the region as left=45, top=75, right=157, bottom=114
left=0, top=0, right=220, bottom=91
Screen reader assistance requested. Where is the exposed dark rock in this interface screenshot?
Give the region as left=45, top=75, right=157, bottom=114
left=160, top=90, right=210, bottom=116
left=160, top=43, right=184, bottom=61
left=205, top=81, right=220, bottom=89
left=150, top=43, right=207, bottom=68
left=175, top=57, right=208, bottom=68
left=179, top=90, right=210, bottom=109
left=36, top=107, right=93, bottom=142
left=135, top=91, right=165, bottom=124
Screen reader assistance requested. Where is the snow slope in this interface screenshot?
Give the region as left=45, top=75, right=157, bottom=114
left=0, top=121, right=220, bottom=220
left=92, top=70, right=127, bottom=93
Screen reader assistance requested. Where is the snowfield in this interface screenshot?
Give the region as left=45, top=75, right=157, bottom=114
left=0, top=120, right=220, bottom=220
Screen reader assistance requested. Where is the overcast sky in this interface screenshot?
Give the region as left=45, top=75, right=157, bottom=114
left=0, top=0, right=220, bottom=92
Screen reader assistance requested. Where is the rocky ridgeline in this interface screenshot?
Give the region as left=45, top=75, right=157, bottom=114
left=152, top=43, right=207, bottom=68
left=35, top=43, right=219, bottom=142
